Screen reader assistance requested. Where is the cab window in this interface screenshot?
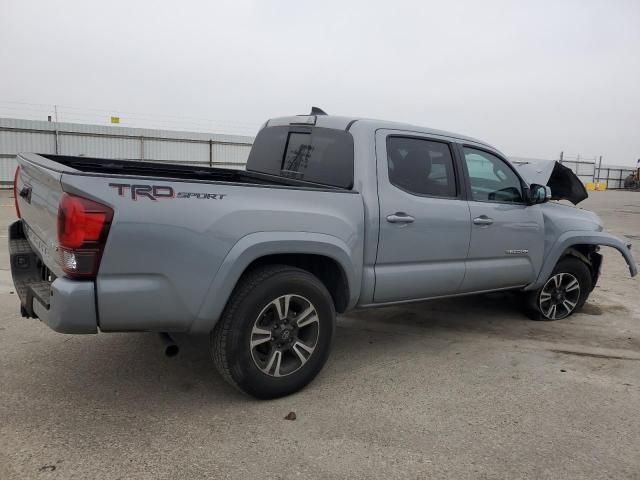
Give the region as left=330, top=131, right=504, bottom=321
left=463, top=147, right=524, bottom=203
left=387, top=137, right=457, bottom=198
left=247, top=126, right=354, bottom=189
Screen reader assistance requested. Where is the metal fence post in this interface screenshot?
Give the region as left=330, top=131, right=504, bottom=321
left=53, top=105, right=60, bottom=154
left=559, top=151, right=564, bottom=163
left=140, top=136, right=145, bottom=160
left=209, top=140, right=213, bottom=167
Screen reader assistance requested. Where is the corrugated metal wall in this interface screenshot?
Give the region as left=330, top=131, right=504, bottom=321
left=0, top=117, right=254, bottom=185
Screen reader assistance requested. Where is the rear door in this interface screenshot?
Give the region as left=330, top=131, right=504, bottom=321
left=459, top=146, right=544, bottom=292
left=373, top=130, right=471, bottom=303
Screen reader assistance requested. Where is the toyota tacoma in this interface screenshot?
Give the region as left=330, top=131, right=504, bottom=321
left=10, top=109, right=637, bottom=398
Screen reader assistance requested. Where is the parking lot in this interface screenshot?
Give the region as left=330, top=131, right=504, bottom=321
left=0, top=189, right=638, bottom=479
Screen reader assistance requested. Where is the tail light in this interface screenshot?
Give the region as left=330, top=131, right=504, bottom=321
left=57, top=193, right=113, bottom=278
left=13, top=167, right=21, bottom=218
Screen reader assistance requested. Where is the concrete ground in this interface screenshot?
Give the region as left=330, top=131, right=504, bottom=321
left=0, top=190, right=639, bottom=480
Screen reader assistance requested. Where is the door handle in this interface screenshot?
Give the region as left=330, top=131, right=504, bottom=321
left=473, top=215, right=493, bottom=226
left=386, top=212, right=415, bottom=224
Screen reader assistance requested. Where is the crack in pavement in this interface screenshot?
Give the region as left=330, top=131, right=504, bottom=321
left=549, top=349, right=640, bottom=361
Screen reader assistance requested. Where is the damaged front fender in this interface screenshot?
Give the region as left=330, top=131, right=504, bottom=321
left=526, top=231, right=638, bottom=291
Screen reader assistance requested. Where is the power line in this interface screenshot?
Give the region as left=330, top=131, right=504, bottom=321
left=0, top=100, right=260, bottom=136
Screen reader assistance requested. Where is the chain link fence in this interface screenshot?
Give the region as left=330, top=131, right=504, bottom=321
left=559, top=153, right=634, bottom=189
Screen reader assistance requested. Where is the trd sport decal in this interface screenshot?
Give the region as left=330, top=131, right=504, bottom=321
left=109, top=183, right=226, bottom=201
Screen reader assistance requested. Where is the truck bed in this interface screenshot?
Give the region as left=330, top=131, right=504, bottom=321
left=40, top=154, right=351, bottom=191
left=14, top=151, right=364, bottom=335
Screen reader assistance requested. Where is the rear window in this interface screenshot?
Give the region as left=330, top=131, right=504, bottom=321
left=246, top=126, right=354, bottom=189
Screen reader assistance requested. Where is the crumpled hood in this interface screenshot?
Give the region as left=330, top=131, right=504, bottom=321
left=539, top=201, right=603, bottom=233
left=515, top=160, right=588, bottom=205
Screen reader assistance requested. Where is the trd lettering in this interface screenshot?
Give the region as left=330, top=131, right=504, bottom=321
left=109, top=183, right=225, bottom=201
left=110, top=183, right=175, bottom=201
left=176, top=192, right=226, bottom=200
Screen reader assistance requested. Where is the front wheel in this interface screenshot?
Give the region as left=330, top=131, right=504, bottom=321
left=524, top=257, right=593, bottom=321
left=211, top=265, right=335, bottom=399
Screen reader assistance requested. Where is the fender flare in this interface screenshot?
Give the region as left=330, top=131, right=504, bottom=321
left=189, top=231, right=361, bottom=333
left=525, top=231, right=637, bottom=290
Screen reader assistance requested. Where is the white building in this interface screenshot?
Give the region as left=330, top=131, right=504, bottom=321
left=0, top=117, right=254, bottom=186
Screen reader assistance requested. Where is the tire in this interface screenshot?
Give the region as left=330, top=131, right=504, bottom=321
left=523, top=257, right=592, bottom=321
left=211, top=265, right=336, bottom=399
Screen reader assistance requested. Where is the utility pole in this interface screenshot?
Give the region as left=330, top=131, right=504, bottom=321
left=53, top=104, right=60, bottom=154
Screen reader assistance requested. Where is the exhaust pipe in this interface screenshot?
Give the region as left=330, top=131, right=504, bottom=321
left=159, top=332, right=179, bottom=357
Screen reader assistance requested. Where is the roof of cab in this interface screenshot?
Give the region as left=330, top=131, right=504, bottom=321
left=266, top=114, right=495, bottom=150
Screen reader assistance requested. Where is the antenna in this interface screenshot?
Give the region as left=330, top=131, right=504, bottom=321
left=310, top=106, right=328, bottom=115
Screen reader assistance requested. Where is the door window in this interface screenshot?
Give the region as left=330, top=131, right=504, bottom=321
left=387, top=137, right=456, bottom=197
left=463, top=147, right=524, bottom=203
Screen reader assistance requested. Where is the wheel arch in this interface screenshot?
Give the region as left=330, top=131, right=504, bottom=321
left=525, top=231, right=637, bottom=291
left=190, top=232, right=360, bottom=333
left=243, top=253, right=350, bottom=313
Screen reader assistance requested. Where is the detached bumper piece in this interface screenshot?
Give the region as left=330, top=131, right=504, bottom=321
left=8, top=220, right=98, bottom=334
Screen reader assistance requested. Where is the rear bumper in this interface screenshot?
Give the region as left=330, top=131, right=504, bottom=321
left=9, top=220, right=98, bottom=334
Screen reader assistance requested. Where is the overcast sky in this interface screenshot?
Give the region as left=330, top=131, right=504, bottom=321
left=1, top=0, right=639, bottom=166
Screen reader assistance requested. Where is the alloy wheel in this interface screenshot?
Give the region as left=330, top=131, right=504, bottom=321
left=539, top=272, right=581, bottom=320
left=250, top=294, right=320, bottom=377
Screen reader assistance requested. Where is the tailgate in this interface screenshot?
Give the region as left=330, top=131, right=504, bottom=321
left=15, top=154, right=65, bottom=276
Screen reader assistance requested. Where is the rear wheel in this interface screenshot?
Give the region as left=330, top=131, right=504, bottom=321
left=524, top=257, right=592, bottom=321
left=211, top=265, right=335, bottom=399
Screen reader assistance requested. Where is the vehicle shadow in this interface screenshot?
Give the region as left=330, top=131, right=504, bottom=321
left=330, top=292, right=535, bottom=362
left=12, top=288, right=620, bottom=421
left=9, top=292, right=537, bottom=410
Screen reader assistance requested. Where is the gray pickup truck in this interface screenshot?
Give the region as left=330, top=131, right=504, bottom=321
left=10, top=110, right=637, bottom=398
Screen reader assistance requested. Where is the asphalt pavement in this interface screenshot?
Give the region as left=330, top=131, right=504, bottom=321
left=0, top=190, right=639, bottom=479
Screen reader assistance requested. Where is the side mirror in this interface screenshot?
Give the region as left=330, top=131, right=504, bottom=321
left=528, top=183, right=551, bottom=204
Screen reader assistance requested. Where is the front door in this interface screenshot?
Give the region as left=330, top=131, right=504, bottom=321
left=374, top=131, right=471, bottom=303
left=459, top=146, right=544, bottom=292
